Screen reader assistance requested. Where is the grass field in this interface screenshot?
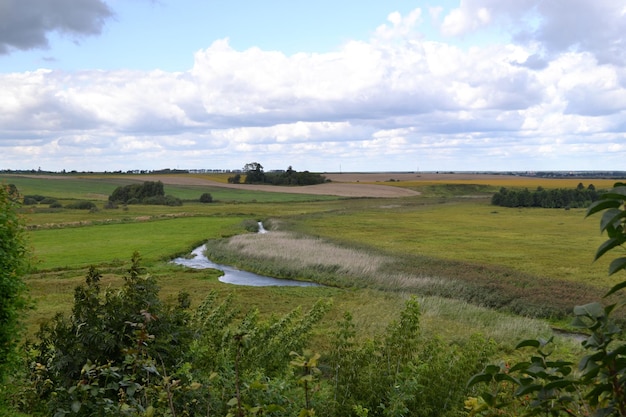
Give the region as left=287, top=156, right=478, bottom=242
left=6, top=172, right=621, bottom=345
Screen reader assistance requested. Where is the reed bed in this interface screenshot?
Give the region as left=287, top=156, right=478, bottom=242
left=226, top=231, right=389, bottom=278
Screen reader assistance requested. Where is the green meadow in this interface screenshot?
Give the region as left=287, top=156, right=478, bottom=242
left=4, top=172, right=617, bottom=338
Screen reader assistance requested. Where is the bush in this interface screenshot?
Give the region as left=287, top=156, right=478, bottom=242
left=199, top=192, right=213, bottom=203
left=64, top=201, right=96, bottom=210
left=31, top=254, right=194, bottom=415
left=23, top=194, right=45, bottom=202
left=108, top=181, right=164, bottom=204
left=0, top=185, right=28, bottom=380
left=22, top=197, right=37, bottom=205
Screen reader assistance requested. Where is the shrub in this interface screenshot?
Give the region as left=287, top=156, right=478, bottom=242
left=31, top=253, right=194, bottom=415
left=64, top=201, right=96, bottom=210
left=23, top=194, right=46, bottom=202
left=199, top=192, right=213, bottom=203
left=108, top=181, right=164, bottom=204
left=22, top=197, right=37, bottom=205
left=0, top=185, right=28, bottom=380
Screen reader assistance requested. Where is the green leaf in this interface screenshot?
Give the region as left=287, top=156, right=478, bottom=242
left=467, top=373, right=494, bottom=386
left=573, top=302, right=605, bottom=318
left=494, top=373, right=518, bottom=384
left=601, top=186, right=626, bottom=199
left=594, top=238, right=624, bottom=261
left=516, top=339, right=540, bottom=349
left=608, top=257, right=626, bottom=276
left=600, top=209, right=626, bottom=233
left=586, top=199, right=621, bottom=217
left=71, top=401, right=81, bottom=413
left=515, top=384, right=542, bottom=396
left=480, top=392, right=496, bottom=406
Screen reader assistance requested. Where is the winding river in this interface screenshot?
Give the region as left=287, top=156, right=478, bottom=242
left=171, top=223, right=320, bottom=287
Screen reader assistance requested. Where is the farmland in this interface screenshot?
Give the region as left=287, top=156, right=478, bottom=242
left=3, top=171, right=622, bottom=328
left=1, top=171, right=624, bottom=416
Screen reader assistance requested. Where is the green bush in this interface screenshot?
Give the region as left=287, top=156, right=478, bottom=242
left=199, top=192, right=213, bottom=203
left=22, top=197, right=37, bottom=205
left=64, top=201, right=97, bottom=210
left=0, top=185, right=28, bottom=380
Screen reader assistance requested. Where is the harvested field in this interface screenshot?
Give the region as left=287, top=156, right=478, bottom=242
left=135, top=174, right=422, bottom=198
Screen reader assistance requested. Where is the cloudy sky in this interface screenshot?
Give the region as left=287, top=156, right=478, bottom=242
left=1, top=0, right=625, bottom=173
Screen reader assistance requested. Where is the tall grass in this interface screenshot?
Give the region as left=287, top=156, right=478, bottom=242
left=204, top=225, right=611, bottom=321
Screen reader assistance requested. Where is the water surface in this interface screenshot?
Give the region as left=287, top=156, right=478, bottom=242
left=171, top=243, right=320, bottom=287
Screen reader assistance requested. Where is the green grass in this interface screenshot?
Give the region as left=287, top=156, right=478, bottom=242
left=28, top=216, right=246, bottom=270
left=7, top=173, right=616, bottom=416
left=285, top=198, right=614, bottom=289
left=0, top=173, right=340, bottom=203
left=19, top=176, right=617, bottom=322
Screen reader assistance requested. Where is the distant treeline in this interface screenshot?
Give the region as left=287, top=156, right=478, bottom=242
left=230, top=163, right=327, bottom=186
left=491, top=183, right=600, bottom=208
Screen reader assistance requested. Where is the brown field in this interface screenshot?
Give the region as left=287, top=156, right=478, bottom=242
left=22, top=172, right=624, bottom=198
left=133, top=174, right=422, bottom=198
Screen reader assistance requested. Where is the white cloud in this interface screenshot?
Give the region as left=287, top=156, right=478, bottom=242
left=1, top=4, right=626, bottom=171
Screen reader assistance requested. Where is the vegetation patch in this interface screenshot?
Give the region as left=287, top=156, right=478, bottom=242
left=109, top=180, right=182, bottom=206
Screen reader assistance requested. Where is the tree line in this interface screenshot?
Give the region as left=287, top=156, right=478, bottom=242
left=491, top=183, right=600, bottom=208
left=229, top=162, right=327, bottom=186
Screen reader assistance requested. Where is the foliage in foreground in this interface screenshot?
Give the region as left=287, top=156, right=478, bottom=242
left=0, top=184, right=28, bottom=380
left=469, top=182, right=626, bottom=416
left=15, top=252, right=495, bottom=416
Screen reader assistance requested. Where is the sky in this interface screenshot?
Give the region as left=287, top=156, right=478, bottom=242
left=1, top=0, right=625, bottom=173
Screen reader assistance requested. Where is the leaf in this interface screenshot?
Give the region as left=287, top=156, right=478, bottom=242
left=516, top=339, right=540, bottom=349
left=594, top=238, right=624, bottom=261
left=494, top=373, right=518, bottom=384
left=71, top=401, right=81, bottom=413
left=573, top=302, right=605, bottom=318
left=608, top=257, right=626, bottom=276
left=600, top=209, right=626, bottom=233
left=515, top=384, right=542, bottom=396
left=467, top=373, right=494, bottom=387
left=606, top=283, right=626, bottom=303
left=601, top=186, right=626, bottom=199
left=586, top=199, right=622, bottom=217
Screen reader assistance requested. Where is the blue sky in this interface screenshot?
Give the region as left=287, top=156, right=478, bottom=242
left=1, top=0, right=625, bottom=172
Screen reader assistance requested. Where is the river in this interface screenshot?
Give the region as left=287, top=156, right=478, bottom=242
left=171, top=223, right=320, bottom=287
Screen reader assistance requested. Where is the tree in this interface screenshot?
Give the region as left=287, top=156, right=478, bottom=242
left=199, top=192, right=213, bottom=203
left=243, top=162, right=265, bottom=183
left=0, top=184, right=28, bottom=380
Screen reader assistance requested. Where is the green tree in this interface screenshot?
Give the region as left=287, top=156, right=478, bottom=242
left=0, top=184, right=28, bottom=380
left=243, top=162, right=265, bottom=183
left=199, top=192, right=213, bottom=203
